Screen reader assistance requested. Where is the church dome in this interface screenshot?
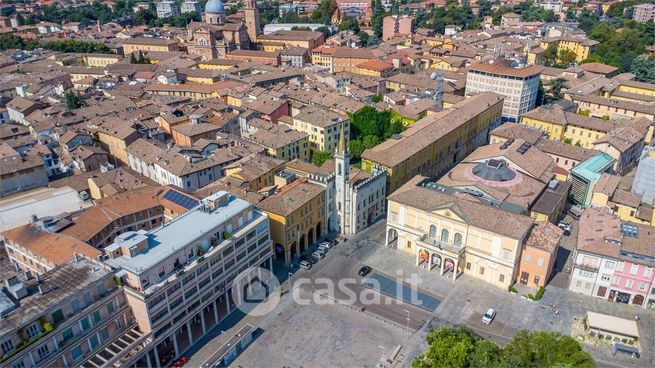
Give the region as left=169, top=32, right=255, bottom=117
left=205, top=0, right=225, bottom=13
left=471, top=160, right=517, bottom=183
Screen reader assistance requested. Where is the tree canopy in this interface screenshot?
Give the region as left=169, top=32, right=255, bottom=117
left=413, top=326, right=595, bottom=368
left=347, top=106, right=404, bottom=159
left=311, top=150, right=334, bottom=166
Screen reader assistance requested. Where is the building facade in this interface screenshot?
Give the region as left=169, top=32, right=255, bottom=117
left=385, top=176, right=534, bottom=289
left=361, top=92, right=504, bottom=193
left=465, top=60, right=541, bottom=123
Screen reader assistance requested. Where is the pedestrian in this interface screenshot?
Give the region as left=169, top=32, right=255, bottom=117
left=555, top=310, right=560, bottom=316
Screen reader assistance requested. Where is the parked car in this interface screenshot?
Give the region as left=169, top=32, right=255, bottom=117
left=308, top=255, right=319, bottom=264
left=318, top=243, right=330, bottom=253
left=299, top=260, right=312, bottom=270
left=299, top=255, right=311, bottom=263
left=482, top=308, right=496, bottom=324
left=312, top=251, right=325, bottom=260
left=358, top=265, right=372, bottom=277
left=557, top=221, right=571, bottom=235
left=319, top=241, right=333, bottom=249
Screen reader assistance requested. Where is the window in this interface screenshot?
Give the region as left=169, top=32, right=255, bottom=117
left=107, top=301, right=114, bottom=314
left=454, top=233, right=462, bottom=246
left=644, top=268, right=653, bottom=278
left=638, top=282, right=647, bottom=291
left=429, top=225, right=437, bottom=239
left=26, top=324, right=40, bottom=338
left=12, top=361, right=24, bottom=368
left=612, top=276, right=620, bottom=284
left=37, top=344, right=50, bottom=360
left=479, top=266, right=485, bottom=275
left=499, top=274, right=505, bottom=283
left=626, top=280, right=633, bottom=288
left=537, top=257, right=544, bottom=267
left=89, top=334, right=99, bottom=350
left=605, top=260, right=616, bottom=269
left=466, top=262, right=471, bottom=270
left=80, top=317, right=91, bottom=332
left=51, top=309, right=64, bottom=325
left=63, top=328, right=74, bottom=341
left=601, top=274, right=611, bottom=282
left=630, top=264, right=639, bottom=275
left=406, top=241, right=411, bottom=249
left=71, top=345, right=84, bottom=361
left=502, top=249, right=511, bottom=261
left=93, top=311, right=101, bottom=323
left=616, top=262, right=624, bottom=272
left=441, top=229, right=449, bottom=243
left=1, top=339, right=14, bottom=355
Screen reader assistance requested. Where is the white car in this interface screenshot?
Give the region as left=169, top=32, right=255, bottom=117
left=318, top=241, right=332, bottom=249
left=312, top=251, right=325, bottom=260
left=482, top=308, right=496, bottom=324
left=299, top=260, right=312, bottom=270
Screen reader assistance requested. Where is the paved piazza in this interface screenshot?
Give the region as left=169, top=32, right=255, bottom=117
left=186, top=220, right=655, bottom=368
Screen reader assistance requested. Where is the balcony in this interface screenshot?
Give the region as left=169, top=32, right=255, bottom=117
left=574, top=262, right=600, bottom=273
left=417, top=234, right=465, bottom=258
left=81, top=326, right=152, bottom=368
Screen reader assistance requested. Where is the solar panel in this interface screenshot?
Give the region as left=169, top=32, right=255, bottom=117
left=163, top=189, right=199, bottom=210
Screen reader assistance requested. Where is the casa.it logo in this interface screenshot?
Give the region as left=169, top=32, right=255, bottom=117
left=232, top=266, right=281, bottom=316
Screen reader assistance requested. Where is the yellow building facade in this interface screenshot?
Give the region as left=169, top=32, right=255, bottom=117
left=361, top=93, right=504, bottom=193
left=386, top=177, right=534, bottom=288
left=258, top=180, right=325, bottom=263
left=539, top=38, right=597, bottom=63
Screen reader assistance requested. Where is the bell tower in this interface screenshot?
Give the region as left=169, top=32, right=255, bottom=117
left=335, top=124, right=350, bottom=234
left=243, top=0, right=261, bottom=43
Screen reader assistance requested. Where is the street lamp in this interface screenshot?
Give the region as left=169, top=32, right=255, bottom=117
left=404, top=309, right=410, bottom=336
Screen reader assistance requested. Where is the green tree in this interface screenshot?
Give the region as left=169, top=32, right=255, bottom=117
left=558, top=49, right=577, bottom=66
left=349, top=139, right=365, bottom=159
left=502, top=330, right=594, bottom=368
left=630, top=55, right=655, bottom=83
left=413, top=327, right=594, bottom=368
left=65, top=91, right=85, bottom=110
left=311, top=150, right=334, bottom=166
left=338, top=16, right=360, bottom=33
left=316, top=26, right=332, bottom=39
left=542, top=44, right=559, bottom=66
left=371, top=0, right=386, bottom=37
left=548, top=77, right=568, bottom=101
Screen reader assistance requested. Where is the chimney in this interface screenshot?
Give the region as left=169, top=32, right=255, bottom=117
left=190, top=114, right=201, bottom=125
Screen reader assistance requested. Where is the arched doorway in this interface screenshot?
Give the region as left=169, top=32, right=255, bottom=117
left=289, top=242, right=297, bottom=262
left=316, top=222, right=322, bottom=239
left=443, top=258, right=455, bottom=274
left=419, top=249, right=429, bottom=265
left=387, top=228, right=398, bottom=247
left=308, top=228, right=314, bottom=246
left=431, top=253, right=442, bottom=268
left=632, top=294, right=645, bottom=306
left=299, top=234, right=306, bottom=252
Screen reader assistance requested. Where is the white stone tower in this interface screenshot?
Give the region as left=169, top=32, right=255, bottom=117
left=335, top=123, right=350, bottom=234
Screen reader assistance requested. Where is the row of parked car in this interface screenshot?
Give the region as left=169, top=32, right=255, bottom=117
left=298, top=240, right=336, bottom=270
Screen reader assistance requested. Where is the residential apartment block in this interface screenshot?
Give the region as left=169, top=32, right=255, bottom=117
left=0, top=257, right=133, bottom=368
left=280, top=105, right=349, bottom=156
left=97, top=191, right=273, bottom=366
left=633, top=3, right=655, bottom=23
left=569, top=208, right=655, bottom=309
left=465, top=60, right=541, bottom=123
